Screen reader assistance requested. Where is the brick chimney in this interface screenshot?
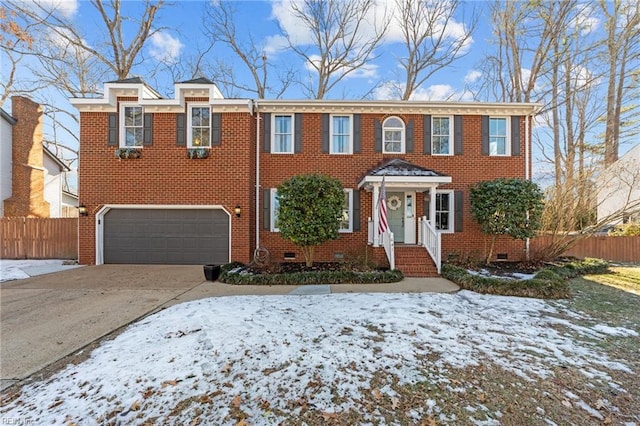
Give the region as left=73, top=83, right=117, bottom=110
left=3, top=96, right=50, bottom=217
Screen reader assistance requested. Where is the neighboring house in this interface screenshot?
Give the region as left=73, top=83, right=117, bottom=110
left=597, top=143, right=640, bottom=225
left=70, top=78, right=539, bottom=276
left=0, top=96, right=77, bottom=218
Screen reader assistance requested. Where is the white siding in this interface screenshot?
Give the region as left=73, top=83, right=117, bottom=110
left=43, top=154, right=64, bottom=218
left=0, top=117, right=12, bottom=217
left=597, top=144, right=640, bottom=224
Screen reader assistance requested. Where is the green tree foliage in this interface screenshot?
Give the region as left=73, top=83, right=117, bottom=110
left=470, top=178, right=545, bottom=264
left=277, top=174, right=345, bottom=266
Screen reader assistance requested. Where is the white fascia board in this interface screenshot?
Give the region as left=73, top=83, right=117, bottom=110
left=258, top=100, right=541, bottom=116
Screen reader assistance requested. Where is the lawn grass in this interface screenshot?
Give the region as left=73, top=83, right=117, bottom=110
left=583, top=266, right=640, bottom=295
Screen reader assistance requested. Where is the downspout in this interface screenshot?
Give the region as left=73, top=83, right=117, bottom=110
left=525, top=111, right=532, bottom=259
left=254, top=100, right=261, bottom=251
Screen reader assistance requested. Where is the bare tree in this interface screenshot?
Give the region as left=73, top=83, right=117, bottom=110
left=202, top=1, right=294, bottom=99
left=395, top=0, right=476, bottom=100
left=600, top=0, right=640, bottom=166
left=279, top=0, right=390, bottom=99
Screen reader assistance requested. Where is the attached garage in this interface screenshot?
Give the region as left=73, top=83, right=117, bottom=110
left=102, top=207, right=229, bottom=265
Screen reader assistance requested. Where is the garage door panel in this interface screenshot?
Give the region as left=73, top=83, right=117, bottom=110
left=104, top=208, right=229, bottom=265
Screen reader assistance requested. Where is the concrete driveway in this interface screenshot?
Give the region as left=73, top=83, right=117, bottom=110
left=0, top=265, right=220, bottom=390
left=0, top=264, right=457, bottom=391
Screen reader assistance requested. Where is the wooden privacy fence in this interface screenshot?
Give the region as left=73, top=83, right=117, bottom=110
left=532, top=235, right=640, bottom=263
left=0, top=217, right=78, bottom=259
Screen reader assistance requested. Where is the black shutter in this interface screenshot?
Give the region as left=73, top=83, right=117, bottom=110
left=211, top=112, right=222, bottom=146
left=263, top=112, right=271, bottom=153
left=176, top=113, right=186, bottom=146
left=511, top=116, right=521, bottom=156
left=294, top=113, right=302, bottom=153
left=353, top=114, right=361, bottom=153
left=374, top=120, right=382, bottom=152
left=406, top=119, right=414, bottom=153
left=454, top=115, right=463, bottom=155
left=481, top=115, right=489, bottom=155
left=108, top=113, right=118, bottom=146
left=321, top=114, right=330, bottom=153
left=262, top=189, right=271, bottom=230
left=143, top=113, right=153, bottom=146
left=423, top=115, right=431, bottom=154
left=454, top=190, right=464, bottom=232
left=352, top=190, right=361, bottom=231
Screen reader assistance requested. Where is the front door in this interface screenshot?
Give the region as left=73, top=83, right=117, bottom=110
left=386, top=192, right=416, bottom=244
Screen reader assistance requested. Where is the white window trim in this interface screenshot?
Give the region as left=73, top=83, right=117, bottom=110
left=489, top=116, right=511, bottom=157
left=119, top=102, right=144, bottom=148
left=271, top=114, right=295, bottom=154
left=339, top=189, right=353, bottom=233
left=270, top=188, right=280, bottom=232
left=330, top=114, right=353, bottom=155
left=432, top=116, right=453, bottom=156
left=436, top=190, right=455, bottom=233
left=187, top=104, right=212, bottom=149
left=382, top=116, right=405, bottom=154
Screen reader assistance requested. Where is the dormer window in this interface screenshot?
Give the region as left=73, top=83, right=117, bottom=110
left=188, top=105, right=211, bottom=148
left=120, top=104, right=143, bottom=147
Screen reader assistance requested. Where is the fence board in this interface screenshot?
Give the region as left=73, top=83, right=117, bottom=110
left=532, top=235, right=640, bottom=263
left=0, top=217, right=78, bottom=259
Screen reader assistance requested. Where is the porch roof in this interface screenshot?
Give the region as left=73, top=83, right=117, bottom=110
left=357, top=158, right=452, bottom=190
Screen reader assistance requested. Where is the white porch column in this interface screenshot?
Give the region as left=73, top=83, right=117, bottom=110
left=372, top=184, right=380, bottom=247
left=429, top=186, right=437, bottom=228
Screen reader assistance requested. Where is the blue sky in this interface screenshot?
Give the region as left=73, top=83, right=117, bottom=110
left=62, top=0, right=491, bottom=101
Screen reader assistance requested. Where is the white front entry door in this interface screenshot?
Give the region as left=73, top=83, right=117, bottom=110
left=385, top=191, right=416, bottom=244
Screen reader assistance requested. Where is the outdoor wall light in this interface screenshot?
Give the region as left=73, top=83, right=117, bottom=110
left=78, top=205, right=88, bottom=216
left=234, top=205, right=242, bottom=218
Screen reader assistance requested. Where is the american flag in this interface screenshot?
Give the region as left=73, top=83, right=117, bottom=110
left=378, top=176, right=388, bottom=234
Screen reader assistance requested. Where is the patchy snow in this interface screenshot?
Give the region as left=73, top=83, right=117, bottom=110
left=1, top=290, right=636, bottom=424
left=466, top=268, right=535, bottom=281
left=592, top=324, right=639, bottom=337
left=0, top=259, right=75, bottom=282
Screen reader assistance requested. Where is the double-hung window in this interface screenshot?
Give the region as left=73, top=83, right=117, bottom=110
left=188, top=105, right=211, bottom=148
left=435, top=191, right=454, bottom=232
left=432, top=116, right=452, bottom=155
left=120, top=104, right=143, bottom=147
left=489, top=117, right=509, bottom=156
left=272, top=114, right=294, bottom=153
left=383, top=117, right=405, bottom=153
left=331, top=115, right=352, bottom=154
left=339, top=189, right=353, bottom=232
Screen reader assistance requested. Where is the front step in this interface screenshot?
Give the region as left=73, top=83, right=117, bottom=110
left=394, top=245, right=439, bottom=277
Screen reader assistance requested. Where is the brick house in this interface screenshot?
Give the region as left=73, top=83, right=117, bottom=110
left=70, top=78, right=539, bottom=276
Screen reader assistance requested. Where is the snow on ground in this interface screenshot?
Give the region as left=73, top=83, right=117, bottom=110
left=2, top=290, right=636, bottom=425
left=0, top=259, right=71, bottom=282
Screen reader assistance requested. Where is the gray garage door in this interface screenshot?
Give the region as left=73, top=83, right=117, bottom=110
left=104, top=208, right=229, bottom=264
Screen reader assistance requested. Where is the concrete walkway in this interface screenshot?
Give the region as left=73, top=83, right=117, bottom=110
left=0, top=265, right=457, bottom=391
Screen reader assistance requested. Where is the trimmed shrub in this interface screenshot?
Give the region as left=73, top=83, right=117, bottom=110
left=441, top=264, right=569, bottom=299
left=219, top=262, right=404, bottom=285
left=442, top=258, right=610, bottom=299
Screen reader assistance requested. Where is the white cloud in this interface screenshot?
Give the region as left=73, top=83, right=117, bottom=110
left=35, top=0, right=78, bottom=19
left=304, top=55, right=379, bottom=79
left=373, top=81, right=472, bottom=101
left=464, top=70, right=482, bottom=84
left=571, top=3, right=600, bottom=35
left=149, top=32, right=184, bottom=64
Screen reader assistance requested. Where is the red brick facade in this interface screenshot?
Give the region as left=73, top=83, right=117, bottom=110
left=73, top=81, right=536, bottom=269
